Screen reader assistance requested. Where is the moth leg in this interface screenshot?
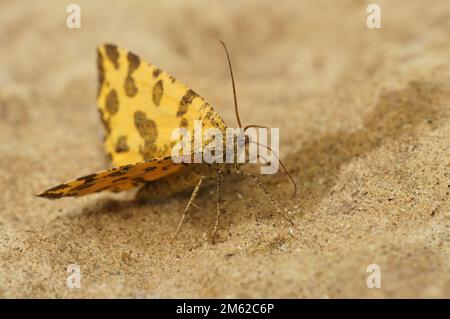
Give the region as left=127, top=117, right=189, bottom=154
left=171, top=178, right=204, bottom=243
left=212, top=169, right=223, bottom=245
left=236, top=169, right=294, bottom=226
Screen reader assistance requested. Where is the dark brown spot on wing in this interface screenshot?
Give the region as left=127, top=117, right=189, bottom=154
left=97, top=49, right=105, bottom=97
left=134, top=111, right=158, bottom=142
left=134, top=111, right=158, bottom=160
left=76, top=173, right=98, bottom=182
left=152, top=68, right=161, bottom=78
left=127, top=52, right=141, bottom=73
left=115, top=136, right=129, bottom=153
left=71, top=180, right=97, bottom=193
left=124, top=75, right=138, bottom=97
left=98, top=109, right=111, bottom=134
left=104, top=44, right=119, bottom=69
left=105, top=89, right=119, bottom=115
left=177, top=89, right=198, bottom=117
left=132, top=177, right=148, bottom=184
left=152, top=80, right=163, bottom=106
left=107, top=170, right=128, bottom=177
left=134, top=111, right=158, bottom=161
left=106, top=164, right=133, bottom=177
left=180, top=117, right=188, bottom=128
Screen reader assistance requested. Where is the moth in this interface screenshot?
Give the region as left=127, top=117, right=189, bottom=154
left=39, top=42, right=295, bottom=243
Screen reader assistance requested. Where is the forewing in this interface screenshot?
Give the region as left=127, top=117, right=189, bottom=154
left=97, top=44, right=227, bottom=167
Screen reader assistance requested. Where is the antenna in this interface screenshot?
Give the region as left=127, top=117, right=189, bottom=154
left=220, top=41, right=242, bottom=128
left=249, top=139, right=297, bottom=199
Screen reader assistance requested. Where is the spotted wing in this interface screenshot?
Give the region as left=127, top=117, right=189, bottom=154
left=97, top=44, right=227, bottom=167
left=38, top=157, right=183, bottom=198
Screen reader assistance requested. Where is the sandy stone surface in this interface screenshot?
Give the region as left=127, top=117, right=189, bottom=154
left=0, top=0, right=449, bottom=298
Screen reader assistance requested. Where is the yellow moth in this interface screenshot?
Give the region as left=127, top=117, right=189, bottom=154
left=39, top=43, right=295, bottom=243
